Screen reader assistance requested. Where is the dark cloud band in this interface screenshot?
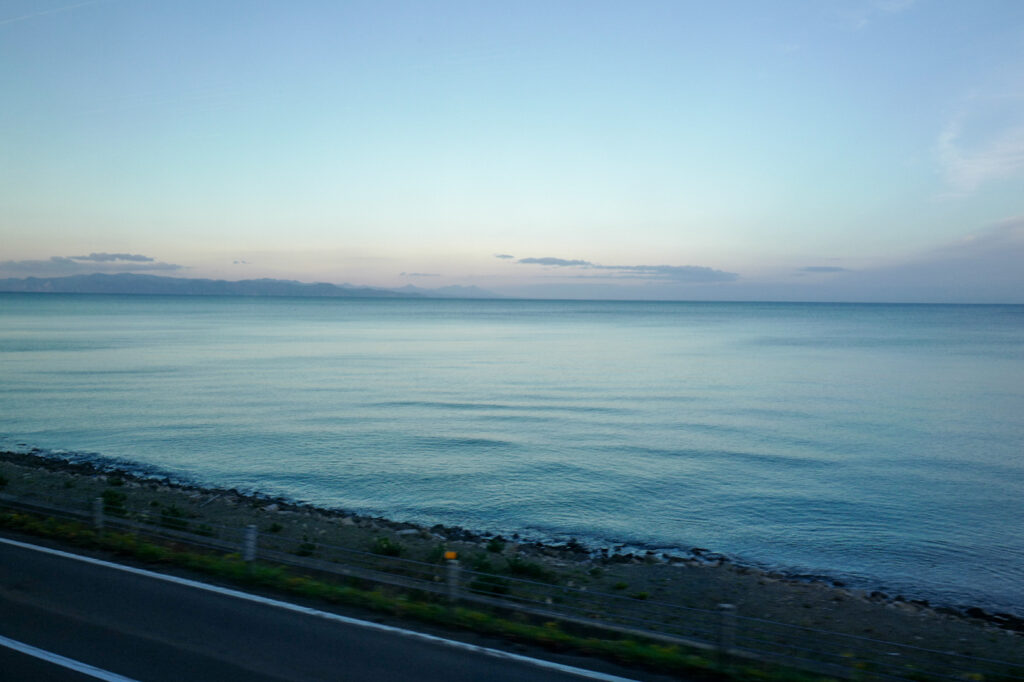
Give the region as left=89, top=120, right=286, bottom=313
left=0, top=254, right=182, bottom=276
left=73, top=253, right=154, bottom=263
left=516, top=256, right=738, bottom=283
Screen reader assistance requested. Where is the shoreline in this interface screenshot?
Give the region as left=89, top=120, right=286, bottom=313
left=2, top=448, right=1022, bottom=648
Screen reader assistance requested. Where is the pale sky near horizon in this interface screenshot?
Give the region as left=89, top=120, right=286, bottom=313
left=2, top=0, right=1023, bottom=302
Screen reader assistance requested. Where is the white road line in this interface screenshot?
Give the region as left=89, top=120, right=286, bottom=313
left=0, top=633, right=140, bottom=682
left=0, top=536, right=637, bottom=682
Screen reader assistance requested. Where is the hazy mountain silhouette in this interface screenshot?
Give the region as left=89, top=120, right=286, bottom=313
left=0, top=273, right=410, bottom=298
left=0, top=273, right=502, bottom=299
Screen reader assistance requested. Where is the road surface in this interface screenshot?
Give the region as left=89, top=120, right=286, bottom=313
left=0, top=536, right=639, bottom=681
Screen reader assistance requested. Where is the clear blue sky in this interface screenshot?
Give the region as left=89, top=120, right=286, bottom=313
left=2, top=0, right=1023, bottom=301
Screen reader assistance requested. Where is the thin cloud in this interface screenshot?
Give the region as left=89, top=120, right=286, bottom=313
left=595, top=264, right=738, bottom=283
left=0, top=254, right=183, bottom=277
left=938, top=118, right=1024, bottom=196
left=516, top=256, right=738, bottom=283
left=494, top=254, right=515, bottom=260
left=0, top=0, right=108, bottom=28
left=400, top=272, right=441, bottom=277
left=73, top=252, right=154, bottom=263
left=929, top=216, right=1024, bottom=259
left=799, top=266, right=849, bottom=273
left=809, top=217, right=1024, bottom=302
left=836, top=0, right=915, bottom=31
left=874, top=0, right=915, bottom=12
left=937, top=92, right=1024, bottom=196
left=518, top=257, right=592, bottom=267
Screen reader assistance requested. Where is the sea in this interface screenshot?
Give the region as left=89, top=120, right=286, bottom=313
left=1, top=293, right=1022, bottom=616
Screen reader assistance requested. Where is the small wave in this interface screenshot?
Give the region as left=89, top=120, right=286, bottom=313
left=600, top=444, right=829, bottom=469
left=371, top=400, right=628, bottom=415
left=1, top=444, right=200, bottom=487
left=372, top=400, right=515, bottom=411
left=413, top=436, right=518, bottom=449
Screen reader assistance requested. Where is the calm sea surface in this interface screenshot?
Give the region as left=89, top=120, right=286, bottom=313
left=1, top=294, right=1022, bottom=614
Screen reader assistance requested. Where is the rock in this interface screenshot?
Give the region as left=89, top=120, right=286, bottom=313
left=992, top=613, right=1024, bottom=632
left=563, top=538, right=587, bottom=554
left=962, top=608, right=1024, bottom=632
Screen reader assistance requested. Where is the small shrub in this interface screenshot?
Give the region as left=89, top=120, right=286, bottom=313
left=612, top=581, right=628, bottom=590
left=370, top=536, right=403, bottom=557
left=101, top=489, right=127, bottom=517
left=266, top=522, right=284, bottom=534
left=486, top=536, right=506, bottom=553
left=196, top=524, right=216, bottom=537
left=159, top=505, right=188, bottom=531
left=629, top=591, right=649, bottom=600
left=0, top=474, right=8, bottom=489
left=294, top=538, right=317, bottom=557
left=426, top=543, right=448, bottom=564
left=504, top=557, right=556, bottom=583
left=107, top=475, right=124, bottom=487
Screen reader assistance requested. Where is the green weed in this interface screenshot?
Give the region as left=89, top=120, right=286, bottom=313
left=370, top=536, right=403, bottom=557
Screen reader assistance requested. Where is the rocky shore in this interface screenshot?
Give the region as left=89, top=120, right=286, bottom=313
left=1, top=448, right=1021, bottom=665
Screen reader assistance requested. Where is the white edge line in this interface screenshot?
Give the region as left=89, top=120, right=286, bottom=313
left=0, top=536, right=636, bottom=682
left=0, top=633, right=140, bottom=682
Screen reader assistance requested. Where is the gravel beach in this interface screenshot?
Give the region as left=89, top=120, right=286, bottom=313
left=1, top=449, right=1020, bottom=668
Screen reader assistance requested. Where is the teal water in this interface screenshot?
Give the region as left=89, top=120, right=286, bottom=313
left=1, top=294, right=1022, bottom=614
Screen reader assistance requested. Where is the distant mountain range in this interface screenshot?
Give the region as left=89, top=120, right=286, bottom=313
left=0, top=273, right=501, bottom=299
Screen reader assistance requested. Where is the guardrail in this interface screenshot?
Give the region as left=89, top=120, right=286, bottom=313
left=1, top=492, right=1021, bottom=681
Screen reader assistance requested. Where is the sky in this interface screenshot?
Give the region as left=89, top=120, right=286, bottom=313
left=2, top=0, right=1023, bottom=302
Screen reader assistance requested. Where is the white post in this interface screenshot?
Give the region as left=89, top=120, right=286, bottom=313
left=446, top=559, right=461, bottom=602
left=718, top=603, right=736, bottom=667
left=243, top=524, right=258, bottom=562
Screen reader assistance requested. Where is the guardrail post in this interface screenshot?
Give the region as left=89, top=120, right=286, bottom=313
left=243, top=524, right=258, bottom=562
left=93, top=497, right=104, bottom=530
left=718, top=603, right=736, bottom=669
left=446, top=559, right=462, bottom=602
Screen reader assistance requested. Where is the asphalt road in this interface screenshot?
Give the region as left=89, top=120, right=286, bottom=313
left=0, top=537, right=637, bottom=681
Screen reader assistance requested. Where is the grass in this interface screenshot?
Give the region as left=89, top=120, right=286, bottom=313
left=8, top=505, right=988, bottom=682
left=0, top=506, right=850, bottom=681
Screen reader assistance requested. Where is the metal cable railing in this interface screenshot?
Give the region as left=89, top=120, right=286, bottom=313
left=1, top=492, right=1021, bottom=681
